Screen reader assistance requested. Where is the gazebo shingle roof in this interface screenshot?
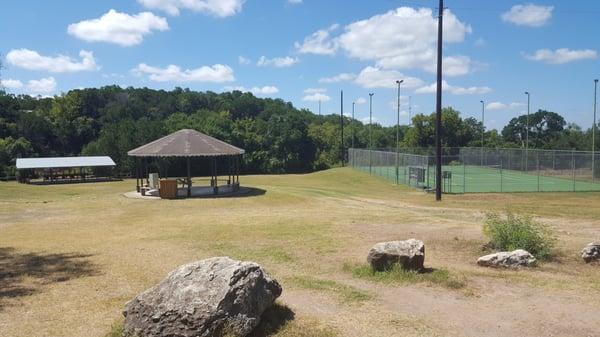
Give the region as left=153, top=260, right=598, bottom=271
left=128, top=129, right=244, bottom=157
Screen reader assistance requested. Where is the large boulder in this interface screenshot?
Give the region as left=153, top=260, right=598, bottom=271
left=367, top=239, right=425, bottom=272
left=122, top=257, right=282, bottom=337
left=581, top=242, right=600, bottom=263
left=477, top=249, right=537, bottom=268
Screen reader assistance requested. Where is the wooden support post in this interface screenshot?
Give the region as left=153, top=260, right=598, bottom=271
left=187, top=157, right=191, bottom=197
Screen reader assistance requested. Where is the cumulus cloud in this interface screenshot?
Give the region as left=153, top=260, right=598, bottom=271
left=294, top=24, right=339, bottom=55
left=137, top=0, right=245, bottom=17
left=303, top=88, right=327, bottom=94
left=238, top=56, right=251, bottom=65
left=415, top=80, right=491, bottom=95
left=303, top=92, right=330, bottom=102
left=524, top=48, right=597, bottom=64
left=6, top=49, right=98, bottom=73
left=486, top=102, right=525, bottom=111
left=224, top=85, right=279, bottom=96
left=134, top=63, right=235, bottom=82
left=355, top=97, right=367, bottom=104
left=0, top=79, right=24, bottom=89
left=296, top=8, right=472, bottom=75
left=26, top=77, right=57, bottom=94
left=257, top=56, right=299, bottom=68
left=354, top=66, right=423, bottom=89
left=318, top=73, right=356, bottom=83
left=68, top=9, right=168, bottom=46
left=501, top=4, right=553, bottom=27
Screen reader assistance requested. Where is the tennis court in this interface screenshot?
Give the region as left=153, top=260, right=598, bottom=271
left=349, top=148, right=600, bottom=194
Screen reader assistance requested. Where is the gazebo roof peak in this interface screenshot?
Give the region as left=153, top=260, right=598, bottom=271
left=128, top=129, right=244, bottom=157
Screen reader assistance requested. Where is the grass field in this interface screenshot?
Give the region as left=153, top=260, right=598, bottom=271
left=358, top=164, right=600, bottom=193
left=1, top=168, right=600, bottom=337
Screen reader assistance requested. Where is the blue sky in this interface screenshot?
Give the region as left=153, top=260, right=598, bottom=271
left=1, top=0, right=599, bottom=131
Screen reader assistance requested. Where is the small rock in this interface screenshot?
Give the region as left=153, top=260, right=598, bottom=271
left=122, top=257, right=282, bottom=337
left=367, top=239, right=425, bottom=272
left=477, top=249, right=537, bottom=268
left=581, top=242, right=600, bottom=263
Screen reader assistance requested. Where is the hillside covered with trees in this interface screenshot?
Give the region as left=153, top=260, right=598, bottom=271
left=0, top=86, right=596, bottom=178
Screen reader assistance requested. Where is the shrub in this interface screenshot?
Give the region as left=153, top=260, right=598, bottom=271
left=483, top=211, right=556, bottom=260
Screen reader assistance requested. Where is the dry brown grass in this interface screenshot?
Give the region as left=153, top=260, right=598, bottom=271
left=1, top=168, right=600, bottom=337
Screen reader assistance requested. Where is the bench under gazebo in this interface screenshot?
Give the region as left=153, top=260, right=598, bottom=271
left=128, top=129, right=244, bottom=199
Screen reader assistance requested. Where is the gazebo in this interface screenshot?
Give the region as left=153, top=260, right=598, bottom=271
left=128, top=129, right=244, bottom=198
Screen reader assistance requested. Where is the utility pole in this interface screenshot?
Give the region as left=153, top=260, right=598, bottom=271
left=408, top=95, right=412, bottom=125
left=318, top=100, right=321, bottom=116
left=594, top=79, right=598, bottom=181
left=340, top=90, right=344, bottom=166
left=396, top=80, right=404, bottom=184
left=480, top=100, right=485, bottom=166
left=369, top=93, right=374, bottom=175
left=352, top=101, right=355, bottom=150
left=434, top=0, right=444, bottom=201
left=525, top=91, right=530, bottom=170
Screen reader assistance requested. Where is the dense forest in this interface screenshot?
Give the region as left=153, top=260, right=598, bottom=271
left=0, top=86, right=597, bottom=178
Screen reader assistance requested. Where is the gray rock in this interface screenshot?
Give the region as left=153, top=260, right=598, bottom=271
left=477, top=249, right=537, bottom=268
left=581, top=242, right=600, bottom=263
left=367, top=239, right=425, bottom=272
left=122, top=257, right=282, bottom=337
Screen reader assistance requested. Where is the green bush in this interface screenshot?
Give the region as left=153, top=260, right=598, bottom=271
left=483, top=211, right=556, bottom=259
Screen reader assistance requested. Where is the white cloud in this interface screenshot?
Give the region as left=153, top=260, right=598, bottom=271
left=354, top=66, right=423, bottom=89
left=6, top=49, right=98, bottom=73
left=501, top=4, right=553, bottom=27
left=67, top=9, right=168, bottom=46
left=238, top=56, right=251, bottom=65
left=318, top=73, right=356, bottom=83
left=224, top=85, right=279, bottom=95
left=524, top=48, right=598, bottom=64
left=303, top=92, right=330, bottom=102
left=294, top=24, right=339, bottom=55
left=303, top=88, right=327, bottom=94
left=138, top=0, right=245, bottom=17
left=415, top=80, right=491, bottom=95
left=0, top=79, right=24, bottom=89
left=441, top=56, right=472, bottom=77
left=257, top=56, right=299, bottom=68
left=486, top=102, right=525, bottom=111
left=27, top=77, right=57, bottom=94
left=474, top=38, right=486, bottom=47
left=288, top=0, right=302, bottom=4
left=355, top=97, right=367, bottom=104
left=134, top=63, right=235, bottom=82
left=337, top=7, right=472, bottom=74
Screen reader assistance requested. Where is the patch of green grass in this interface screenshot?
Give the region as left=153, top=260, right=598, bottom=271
left=286, top=276, right=371, bottom=303
left=104, top=322, right=123, bottom=337
left=483, top=210, right=557, bottom=260
left=344, top=263, right=466, bottom=290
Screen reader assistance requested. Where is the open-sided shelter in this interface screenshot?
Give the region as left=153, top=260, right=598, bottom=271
left=16, top=156, right=116, bottom=183
left=128, top=129, right=244, bottom=198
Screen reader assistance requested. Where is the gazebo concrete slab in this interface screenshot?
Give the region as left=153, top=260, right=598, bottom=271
left=123, top=185, right=250, bottom=200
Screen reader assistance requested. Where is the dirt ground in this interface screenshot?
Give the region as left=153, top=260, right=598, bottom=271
left=1, top=168, right=599, bottom=337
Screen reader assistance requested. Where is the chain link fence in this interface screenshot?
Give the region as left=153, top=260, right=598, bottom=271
left=349, top=147, right=600, bottom=193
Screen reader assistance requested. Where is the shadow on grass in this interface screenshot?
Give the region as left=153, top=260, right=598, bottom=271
left=249, top=303, right=295, bottom=337
left=0, top=247, right=99, bottom=309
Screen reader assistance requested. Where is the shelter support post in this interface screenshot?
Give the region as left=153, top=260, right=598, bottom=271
left=136, top=158, right=140, bottom=192
left=187, top=157, right=191, bottom=198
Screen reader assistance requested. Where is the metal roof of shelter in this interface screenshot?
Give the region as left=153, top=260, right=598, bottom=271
left=16, top=156, right=116, bottom=170
left=127, top=129, right=245, bottom=157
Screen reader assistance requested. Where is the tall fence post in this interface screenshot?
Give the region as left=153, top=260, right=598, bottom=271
left=463, top=160, right=466, bottom=193
left=572, top=150, right=576, bottom=192
left=500, top=157, right=503, bottom=192
left=537, top=151, right=540, bottom=192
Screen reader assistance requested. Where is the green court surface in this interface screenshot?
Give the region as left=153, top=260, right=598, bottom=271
left=353, top=164, right=600, bottom=193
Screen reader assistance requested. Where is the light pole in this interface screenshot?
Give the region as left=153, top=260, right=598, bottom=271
left=408, top=95, right=412, bottom=125
left=525, top=91, right=530, bottom=170
left=594, top=79, right=598, bottom=181
left=434, top=0, right=444, bottom=201
left=480, top=100, right=485, bottom=166
left=396, top=80, right=404, bottom=184
left=351, top=101, right=355, bottom=150
left=369, top=93, right=374, bottom=175
left=340, top=90, right=344, bottom=166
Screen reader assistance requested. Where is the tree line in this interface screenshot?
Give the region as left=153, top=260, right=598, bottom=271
left=0, top=86, right=596, bottom=177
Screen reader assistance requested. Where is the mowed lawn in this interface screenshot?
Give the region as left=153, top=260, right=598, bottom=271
left=1, top=168, right=600, bottom=337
